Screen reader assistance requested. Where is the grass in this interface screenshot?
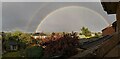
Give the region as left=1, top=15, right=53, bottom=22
left=2, top=51, right=21, bottom=57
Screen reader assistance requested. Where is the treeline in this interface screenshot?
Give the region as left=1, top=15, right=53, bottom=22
left=2, top=31, right=80, bottom=59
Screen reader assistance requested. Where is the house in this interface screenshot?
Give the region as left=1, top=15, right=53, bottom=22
left=102, top=21, right=116, bottom=36
left=32, top=32, right=47, bottom=39
left=31, top=32, right=48, bottom=45
left=9, top=41, right=18, bottom=51
left=102, top=26, right=115, bottom=36
left=96, top=1, right=120, bottom=57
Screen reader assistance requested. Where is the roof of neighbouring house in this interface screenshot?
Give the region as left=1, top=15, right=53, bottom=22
left=32, top=32, right=47, bottom=36
left=9, top=41, right=18, bottom=45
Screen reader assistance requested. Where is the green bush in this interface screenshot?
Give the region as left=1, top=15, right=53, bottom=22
left=25, top=46, right=43, bottom=59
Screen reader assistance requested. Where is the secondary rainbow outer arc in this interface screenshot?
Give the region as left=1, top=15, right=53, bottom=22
left=36, top=6, right=109, bottom=32
left=25, top=3, right=49, bottom=32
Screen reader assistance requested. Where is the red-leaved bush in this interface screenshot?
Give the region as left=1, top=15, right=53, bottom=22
left=43, top=32, right=79, bottom=58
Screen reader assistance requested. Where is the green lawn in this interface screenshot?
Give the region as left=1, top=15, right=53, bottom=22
left=2, top=51, right=21, bottom=57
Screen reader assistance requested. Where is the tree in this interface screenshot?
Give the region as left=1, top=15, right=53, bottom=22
left=12, top=31, right=32, bottom=50
left=3, top=32, right=11, bottom=41
left=19, top=33, right=31, bottom=44
left=2, top=32, right=13, bottom=51
left=2, top=31, right=32, bottom=51
left=80, top=27, right=91, bottom=37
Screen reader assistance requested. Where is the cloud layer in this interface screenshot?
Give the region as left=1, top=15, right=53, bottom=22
left=2, top=2, right=115, bottom=32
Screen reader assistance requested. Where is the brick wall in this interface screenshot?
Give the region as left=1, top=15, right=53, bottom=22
left=102, top=26, right=115, bottom=36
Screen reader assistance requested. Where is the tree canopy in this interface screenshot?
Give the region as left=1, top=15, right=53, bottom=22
left=2, top=31, right=32, bottom=51
left=80, top=27, right=91, bottom=37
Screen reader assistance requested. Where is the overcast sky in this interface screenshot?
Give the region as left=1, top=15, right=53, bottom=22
left=0, top=2, right=2, bottom=32
left=2, top=2, right=116, bottom=32
left=1, top=0, right=100, bottom=2
left=1, top=0, right=120, bottom=2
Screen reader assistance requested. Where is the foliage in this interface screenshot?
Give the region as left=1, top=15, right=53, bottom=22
left=80, top=27, right=91, bottom=37
left=2, top=31, right=32, bottom=52
left=25, top=46, right=43, bottom=59
left=2, top=33, right=16, bottom=51
left=93, top=32, right=102, bottom=38
left=11, top=31, right=31, bottom=43
left=3, top=33, right=11, bottom=41
left=94, top=33, right=100, bottom=38
left=11, top=31, right=22, bottom=38
left=19, top=33, right=31, bottom=43
left=43, top=33, right=79, bottom=58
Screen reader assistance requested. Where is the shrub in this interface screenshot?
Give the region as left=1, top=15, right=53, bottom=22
left=25, top=46, right=43, bottom=59
left=43, top=33, right=79, bottom=58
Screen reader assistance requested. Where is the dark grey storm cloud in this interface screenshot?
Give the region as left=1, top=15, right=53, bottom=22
left=2, top=2, right=115, bottom=32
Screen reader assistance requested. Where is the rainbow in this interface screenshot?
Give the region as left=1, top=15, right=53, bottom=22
left=35, top=6, right=109, bottom=32
left=25, top=3, right=49, bottom=32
